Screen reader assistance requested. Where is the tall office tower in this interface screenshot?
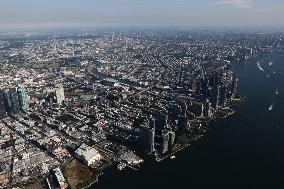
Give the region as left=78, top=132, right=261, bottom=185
left=167, top=102, right=181, bottom=123
left=209, top=73, right=220, bottom=87
left=140, top=118, right=155, bottom=153
left=215, top=72, right=222, bottom=86
left=200, top=80, right=208, bottom=97
left=18, top=87, right=29, bottom=111
left=0, top=90, right=7, bottom=119
left=196, top=81, right=202, bottom=96
left=55, top=85, right=65, bottom=105
left=161, top=129, right=170, bottom=154
left=169, top=131, right=176, bottom=146
left=178, top=115, right=189, bottom=130
left=190, top=101, right=204, bottom=118
left=231, top=76, right=238, bottom=97
left=191, top=79, right=197, bottom=95
left=10, top=88, right=21, bottom=114
left=153, top=110, right=168, bottom=130
left=3, top=89, right=12, bottom=113
left=182, top=102, right=188, bottom=119
left=203, top=100, right=212, bottom=118
left=219, top=86, right=228, bottom=107
left=5, top=88, right=21, bottom=115
left=211, top=86, right=220, bottom=110
left=140, top=126, right=155, bottom=153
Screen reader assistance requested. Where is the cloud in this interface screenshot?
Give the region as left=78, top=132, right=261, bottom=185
left=212, top=0, right=253, bottom=8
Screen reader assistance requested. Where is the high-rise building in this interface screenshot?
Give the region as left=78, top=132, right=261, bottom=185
left=211, top=86, right=220, bottom=110
left=0, top=90, right=7, bottom=119
left=140, top=118, right=155, bottom=153
left=55, top=85, right=65, bottom=105
left=231, top=76, right=238, bottom=97
left=203, top=100, right=212, bottom=118
left=191, top=79, right=197, bottom=95
left=189, top=101, right=204, bottom=118
left=153, top=110, right=168, bottom=130
left=161, top=129, right=170, bottom=154
left=141, top=126, right=155, bottom=153
left=219, top=86, right=228, bottom=107
left=4, top=88, right=21, bottom=115
left=178, top=115, right=189, bottom=130
left=169, top=131, right=175, bottom=146
left=18, top=87, right=29, bottom=111
left=9, top=88, right=21, bottom=114
left=3, top=89, right=12, bottom=113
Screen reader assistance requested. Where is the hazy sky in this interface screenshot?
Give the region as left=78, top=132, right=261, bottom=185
left=0, top=0, right=284, bottom=29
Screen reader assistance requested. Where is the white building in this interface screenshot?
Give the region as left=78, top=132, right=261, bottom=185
left=53, top=167, right=68, bottom=189
left=75, top=144, right=102, bottom=166
left=55, top=85, right=65, bottom=105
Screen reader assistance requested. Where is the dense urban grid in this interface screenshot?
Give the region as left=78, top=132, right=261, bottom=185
left=0, top=30, right=282, bottom=188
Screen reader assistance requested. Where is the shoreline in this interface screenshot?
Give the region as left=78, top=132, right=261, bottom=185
left=153, top=104, right=241, bottom=162
left=84, top=99, right=244, bottom=188
left=82, top=172, right=103, bottom=189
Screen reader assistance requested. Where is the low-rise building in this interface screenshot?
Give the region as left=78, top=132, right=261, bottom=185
left=75, top=143, right=102, bottom=166
left=53, top=167, right=68, bottom=189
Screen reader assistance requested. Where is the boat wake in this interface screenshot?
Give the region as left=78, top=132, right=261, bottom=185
left=257, top=61, right=265, bottom=72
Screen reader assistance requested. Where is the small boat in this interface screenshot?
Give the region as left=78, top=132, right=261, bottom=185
left=170, top=156, right=176, bottom=160
left=269, top=61, right=273, bottom=66
left=276, top=90, right=279, bottom=95
left=269, top=105, right=273, bottom=111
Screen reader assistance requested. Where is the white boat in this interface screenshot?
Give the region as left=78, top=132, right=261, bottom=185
left=269, top=105, right=273, bottom=111
left=170, top=156, right=176, bottom=160
left=269, top=61, right=273, bottom=66
left=276, top=90, right=279, bottom=95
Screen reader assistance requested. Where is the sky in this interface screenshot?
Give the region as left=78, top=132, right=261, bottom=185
left=0, top=0, right=284, bottom=30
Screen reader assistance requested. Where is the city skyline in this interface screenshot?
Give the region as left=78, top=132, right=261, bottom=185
left=0, top=0, right=284, bottom=30
left=1, top=1, right=284, bottom=187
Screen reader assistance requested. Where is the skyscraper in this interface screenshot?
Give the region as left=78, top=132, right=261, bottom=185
left=140, top=126, right=155, bottom=153
left=231, top=76, right=238, bottom=97
left=189, top=101, right=204, bottom=118
left=0, top=90, right=7, bottom=119
left=211, top=86, right=220, bottom=110
left=9, top=88, right=21, bottom=114
left=161, top=129, right=170, bottom=154
left=203, top=100, right=212, bottom=118
left=169, top=131, right=175, bottom=146
left=18, top=87, right=29, bottom=111
left=3, top=89, right=11, bottom=113
left=140, top=118, right=155, bottom=153
left=3, top=88, right=21, bottom=115
left=191, top=79, right=197, bottom=95
left=153, top=109, right=168, bottom=130
left=219, top=86, right=228, bottom=107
